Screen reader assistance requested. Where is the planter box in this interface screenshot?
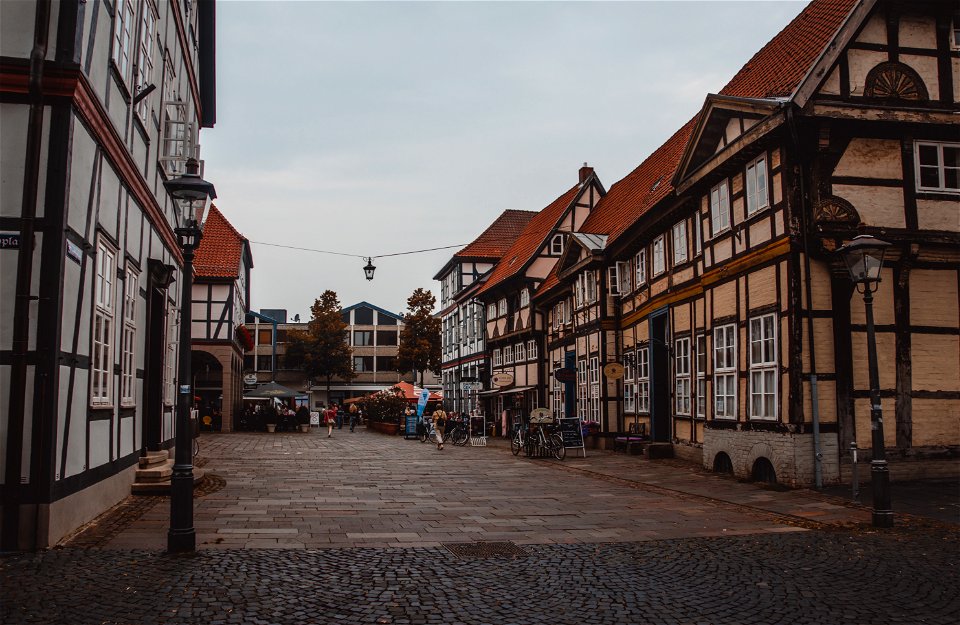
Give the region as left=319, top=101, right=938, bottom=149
left=368, top=421, right=400, bottom=436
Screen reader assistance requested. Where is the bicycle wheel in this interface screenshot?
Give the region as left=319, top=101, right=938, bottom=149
left=454, top=427, right=469, bottom=446
left=419, top=429, right=427, bottom=443
left=192, top=437, right=200, bottom=458
left=511, top=434, right=522, bottom=456
left=550, top=434, right=566, bottom=460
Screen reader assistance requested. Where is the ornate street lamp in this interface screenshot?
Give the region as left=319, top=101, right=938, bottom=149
left=836, top=233, right=893, bottom=528
left=163, top=157, right=216, bottom=553
left=363, top=257, right=376, bottom=281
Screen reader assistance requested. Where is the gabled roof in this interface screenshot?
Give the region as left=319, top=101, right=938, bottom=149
left=194, top=204, right=250, bottom=279
left=433, top=209, right=537, bottom=280
left=475, top=183, right=584, bottom=297
left=343, top=301, right=404, bottom=321
left=579, top=0, right=859, bottom=248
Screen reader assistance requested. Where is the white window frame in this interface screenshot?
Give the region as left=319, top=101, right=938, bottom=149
left=163, top=298, right=178, bottom=407
left=497, top=298, right=507, bottom=317
left=120, top=264, right=139, bottom=406
left=516, top=342, right=526, bottom=362
left=552, top=360, right=563, bottom=418
left=493, top=348, right=502, bottom=367
left=914, top=141, right=960, bottom=193
left=710, top=179, right=731, bottom=235
left=112, top=0, right=136, bottom=82
left=92, top=238, right=118, bottom=406
left=674, top=337, right=691, bottom=416
left=607, top=265, right=620, bottom=296
left=745, top=154, right=770, bottom=215
left=696, top=333, right=707, bottom=418
left=589, top=356, right=600, bottom=422
left=623, top=351, right=636, bottom=413
left=503, top=345, right=514, bottom=365
left=749, top=314, right=778, bottom=420
left=551, top=233, right=564, bottom=255
left=636, top=346, right=649, bottom=414
left=527, top=339, right=537, bottom=360
left=488, top=302, right=497, bottom=319
left=160, top=100, right=198, bottom=178
left=618, top=260, right=632, bottom=295
left=713, top=324, right=737, bottom=419
left=577, top=358, right=588, bottom=419
left=635, top=249, right=646, bottom=286
left=672, top=221, right=688, bottom=265
left=694, top=214, right=702, bottom=256
left=563, top=298, right=572, bottom=325
left=652, top=236, right=666, bottom=276
left=520, top=288, right=530, bottom=307
left=133, top=0, right=158, bottom=121
left=952, top=18, right=960, bottom=50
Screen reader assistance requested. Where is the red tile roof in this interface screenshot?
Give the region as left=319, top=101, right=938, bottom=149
left=578, top=0, right=857, bottom=247
left=456, top=209, right=538, bottom=259
left=476, top=184, right=582, bottom=296
left=194, top=204, right=248, bottom=279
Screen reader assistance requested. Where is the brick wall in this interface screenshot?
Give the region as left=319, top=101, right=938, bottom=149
left=702, top=428, right=840, bottom=487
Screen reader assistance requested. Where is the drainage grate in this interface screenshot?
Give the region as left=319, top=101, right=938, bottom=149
left=443, top=541, right=531, bottom=559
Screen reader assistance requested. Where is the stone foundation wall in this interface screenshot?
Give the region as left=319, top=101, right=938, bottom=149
left=702, top=428, right=840, bottom=487
left=672, top=441, right=704, bottom=465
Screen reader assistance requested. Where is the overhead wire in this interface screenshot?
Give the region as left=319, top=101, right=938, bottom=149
left=248, top=240, right=466, bottom=260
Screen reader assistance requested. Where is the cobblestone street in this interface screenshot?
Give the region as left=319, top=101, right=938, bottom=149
left=2, top=430, right=958, bottom=624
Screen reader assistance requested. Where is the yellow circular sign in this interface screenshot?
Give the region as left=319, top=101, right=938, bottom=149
left=603, top=362, right=625, bottom=380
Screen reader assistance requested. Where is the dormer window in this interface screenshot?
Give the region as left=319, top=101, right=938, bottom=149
left=550, top=233, right=565, bottom=255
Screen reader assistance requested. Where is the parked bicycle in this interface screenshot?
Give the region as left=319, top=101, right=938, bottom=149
left=512, top=422, right=565, bottom=460
left=446, top=416, right=470, bottom=446
left=418, top=419, right=440, bottom=445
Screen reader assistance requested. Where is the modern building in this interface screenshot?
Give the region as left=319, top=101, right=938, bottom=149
left=434, top=209, right=537, bottom=415
left=244, top=302, right=438, bottom=409
left=440, top=0, right=959, bottom=486
left=190, top=205, right=253, bottom=432
left=1, top=0, right=217, bottom=549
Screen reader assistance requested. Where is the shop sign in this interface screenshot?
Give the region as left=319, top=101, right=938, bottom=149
left=492, top=372, right=514, bottom=387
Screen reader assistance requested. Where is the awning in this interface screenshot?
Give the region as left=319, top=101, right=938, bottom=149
left=243, top=382, right=302, bottom=398
left=499, top=386, right=535, bottom=395
left=477, top=386, right=535, bottom=397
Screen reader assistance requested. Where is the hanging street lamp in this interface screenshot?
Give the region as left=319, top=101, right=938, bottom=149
left=363, top=257, right=376, bottom=281
left=162, top=157, right=217, bottom=553
left=836, top=233, right=893, bottom=528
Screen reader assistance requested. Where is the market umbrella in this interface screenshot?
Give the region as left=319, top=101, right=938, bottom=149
left=243, top=381, right=301, bottom=399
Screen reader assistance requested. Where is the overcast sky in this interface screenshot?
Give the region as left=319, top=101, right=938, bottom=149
left=202, top=0, right=806, bottom=320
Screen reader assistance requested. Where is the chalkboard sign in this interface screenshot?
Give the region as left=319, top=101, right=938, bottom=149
left=558, top=418, right=586, bottom=457
left=405, top=412, right=419, bottom=439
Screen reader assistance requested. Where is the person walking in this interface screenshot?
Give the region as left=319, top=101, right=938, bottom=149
left=324, top=404, right=337, bottom=438
left=336, top=404, right=345, bottom=430
left=349, top=403, right=358, bottom=432
left=432, top=408, right=448, bottom=451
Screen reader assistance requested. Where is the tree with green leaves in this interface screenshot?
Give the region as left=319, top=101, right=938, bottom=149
left=396, top=288, right=442, bottom=387
left=284, top=290, right=355, bottom=402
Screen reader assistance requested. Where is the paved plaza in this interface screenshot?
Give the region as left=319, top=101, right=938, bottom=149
left=2, top=429, right=958, bottom=625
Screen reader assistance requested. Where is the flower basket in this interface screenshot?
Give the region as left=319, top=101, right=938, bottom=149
left=235, top=324, right=255, bottom=350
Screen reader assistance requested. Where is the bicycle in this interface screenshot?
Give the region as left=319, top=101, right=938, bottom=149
left=511, top=423, right=527, bottom=456
left=531, top=424, right=565, bottom=460
left=418, top=420, right=441, bottom=445
left=447, top=417, right=470, bottom=446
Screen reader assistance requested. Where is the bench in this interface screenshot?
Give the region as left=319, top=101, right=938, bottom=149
left=613, top=423, right=647, bottom=454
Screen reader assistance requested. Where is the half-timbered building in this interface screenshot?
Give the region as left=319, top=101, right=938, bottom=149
left=434, top=209, right=536, bottom=414
left=473, top=166, right=605, bottom=434
left=1, top=0, right=216, bottom=549
left=191, top=205, right=252, bottom=432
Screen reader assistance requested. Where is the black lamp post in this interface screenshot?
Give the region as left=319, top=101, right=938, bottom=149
left=162, top=157, right=216, bottom=553
left=363, top=257, right=376, bottom=281
left=836, top=233, right=893, bottom=528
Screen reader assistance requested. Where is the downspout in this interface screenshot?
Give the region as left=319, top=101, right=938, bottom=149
left=3, top=0, right=51, bottom=551
left=787, top=104, right=823, bottom=489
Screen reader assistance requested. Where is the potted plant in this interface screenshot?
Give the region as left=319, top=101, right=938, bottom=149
left=263, top=404, right=279, bottom=433
left=296, top=405, right=311, bottom=433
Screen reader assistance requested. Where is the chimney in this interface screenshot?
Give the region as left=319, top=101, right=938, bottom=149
left=579, top=162, right=594, bottom=184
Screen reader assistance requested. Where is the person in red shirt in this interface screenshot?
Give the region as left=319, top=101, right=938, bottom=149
left=324, top=404, right=337, bottom=438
